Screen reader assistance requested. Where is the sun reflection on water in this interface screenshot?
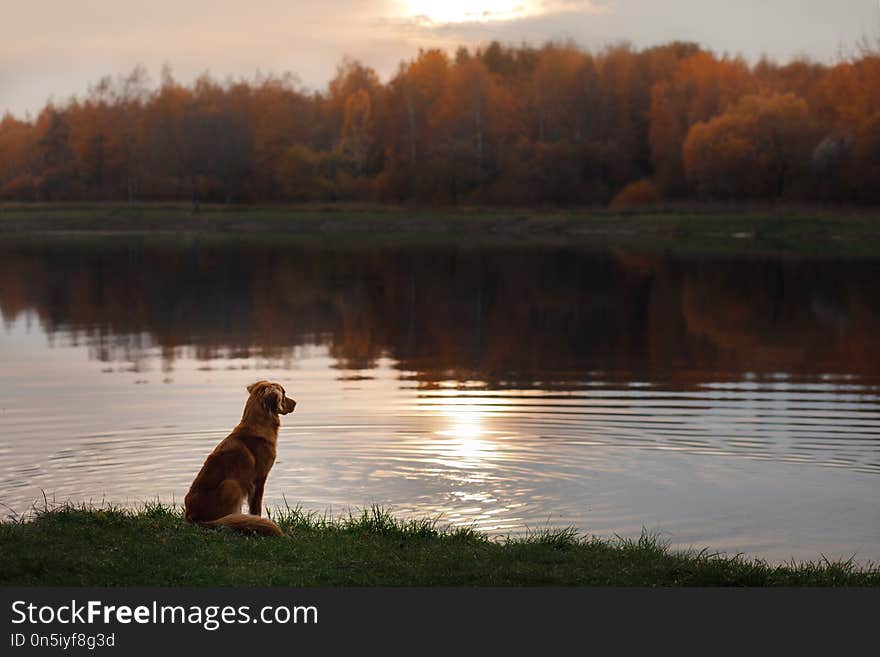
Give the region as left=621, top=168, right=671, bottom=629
left=414, top=393, right=528, bottom=532
left=432, top=394, right=498, bottom=462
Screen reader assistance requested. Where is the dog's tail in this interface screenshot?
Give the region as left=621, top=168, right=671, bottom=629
left=196, top=513, right=284, bottom=537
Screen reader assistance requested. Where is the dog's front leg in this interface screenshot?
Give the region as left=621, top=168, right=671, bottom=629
left=248, top=475, right=267, bottom=516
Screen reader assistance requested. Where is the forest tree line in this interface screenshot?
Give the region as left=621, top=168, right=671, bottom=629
left=1, top=41, right=879, bottom=206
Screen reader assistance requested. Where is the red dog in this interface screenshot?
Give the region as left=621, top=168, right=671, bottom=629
left=185, top=381, right=296, bottom=536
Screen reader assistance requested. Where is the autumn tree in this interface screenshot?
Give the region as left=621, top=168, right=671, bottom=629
left=32, top=106, right=78, bottom=200
left=0, top=114, right=35, bottom=199
left=1, top=41, right=879, bottom=206
left=649, top=52, right=757, bottom=196
left=683, top=93, right=819, bottom=199
left=248, top=73, right=320, bottom=201
left=322, top=59, right=384, bottom=198
left=379, top=49, right=450, bottom=199
left=851, top=113, right=880, bottom=203
left=428, top=57, right=516, bottom=201
left=65, top=67, right=150, bottom=200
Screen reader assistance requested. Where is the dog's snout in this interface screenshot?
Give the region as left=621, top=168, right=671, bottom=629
left=285, top=398, right=297, bottom=414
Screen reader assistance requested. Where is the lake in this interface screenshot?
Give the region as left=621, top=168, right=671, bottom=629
left=1, top=235, right=878, bottom=563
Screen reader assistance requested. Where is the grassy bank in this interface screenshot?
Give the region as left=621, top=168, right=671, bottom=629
left=1, top=504, right=877, bottom=586
left=3, top=202, right=880, bottom=255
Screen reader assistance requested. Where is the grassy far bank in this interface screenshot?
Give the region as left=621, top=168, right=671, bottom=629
left=3, top=202, right=880, bottom=255
left=1, top=504, right=877, bottom=586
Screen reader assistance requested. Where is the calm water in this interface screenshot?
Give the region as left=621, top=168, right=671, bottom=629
left=1, top=236, right=879, bottom=562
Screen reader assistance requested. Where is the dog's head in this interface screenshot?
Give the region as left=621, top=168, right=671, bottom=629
left=246, top=380, right=296, bottom=415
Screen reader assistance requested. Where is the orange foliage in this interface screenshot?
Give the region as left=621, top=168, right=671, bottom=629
left=649, top=53, right=757, bottom=196
left=683, top=94, right=819, bottom=199
left=611, top=179, right=660, bottom=208
left=1, top=41, right=879, bottom=205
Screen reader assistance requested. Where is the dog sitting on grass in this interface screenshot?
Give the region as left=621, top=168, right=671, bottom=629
left=184, top=381, right=296, bottom=537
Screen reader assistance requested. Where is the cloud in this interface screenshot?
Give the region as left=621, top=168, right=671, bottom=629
left=1, top=0, right=874, bottom=118
left=539, top=1, right=609, bottom=15
left=377, top=0, right=610, bottom=50
left=390, top=1, right=607, bottom=26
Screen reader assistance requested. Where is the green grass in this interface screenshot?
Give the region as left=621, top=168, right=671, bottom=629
left=1, top=503, right=877, bottom=586
left=3, top=202, right=880, bottom=255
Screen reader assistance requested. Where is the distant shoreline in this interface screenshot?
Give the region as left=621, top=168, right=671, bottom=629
left=3, top=202, right=880, bottom=255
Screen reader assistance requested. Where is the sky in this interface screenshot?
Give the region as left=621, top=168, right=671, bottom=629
left=2, top=0, right=879, bottom=118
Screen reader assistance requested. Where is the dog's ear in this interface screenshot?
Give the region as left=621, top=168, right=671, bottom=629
left=247, top=382, right=257, bottom=394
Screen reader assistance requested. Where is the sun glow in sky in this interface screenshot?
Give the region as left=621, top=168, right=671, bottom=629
left=401, top=1, right=535, bottom=23
left=3, top=1, right=877, bottom=119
